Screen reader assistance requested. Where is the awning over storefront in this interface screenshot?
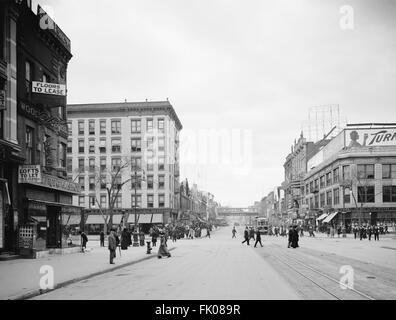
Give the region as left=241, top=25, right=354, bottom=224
left=323, top=212, right=338, bottom=223
left=128, top=214, right=163, bottom=224
left=317, top=213, right=328, bottom=221
left=62, top=214, right=81, bottom=225
left=85, top=214, right=123, bottom=225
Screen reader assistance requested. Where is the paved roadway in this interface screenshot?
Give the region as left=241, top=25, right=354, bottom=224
left=32, top=226, right=396, bottom=300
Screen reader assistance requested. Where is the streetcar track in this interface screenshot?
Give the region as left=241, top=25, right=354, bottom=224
left=257, top=243, right=376, bottom=300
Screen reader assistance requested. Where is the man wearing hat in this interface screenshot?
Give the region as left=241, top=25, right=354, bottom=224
left=108, top=229, right=117, bottom=264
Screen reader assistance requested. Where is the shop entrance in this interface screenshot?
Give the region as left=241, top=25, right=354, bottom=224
left=47, top=206, right=61, bottom=248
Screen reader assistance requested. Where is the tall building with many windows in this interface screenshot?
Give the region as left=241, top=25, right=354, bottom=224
left=67, top=101, right=182, bottom=233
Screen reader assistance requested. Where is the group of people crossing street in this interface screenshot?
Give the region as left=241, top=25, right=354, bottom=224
left=352, top=225, right=383, bottom=241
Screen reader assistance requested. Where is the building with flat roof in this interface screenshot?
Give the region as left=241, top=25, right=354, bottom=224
left=66, top=100, right=182, bottom=234
left=302, top=124, right=396, bottom=229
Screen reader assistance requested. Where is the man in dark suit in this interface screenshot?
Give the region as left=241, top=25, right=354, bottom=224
left=254, top=229, right=263, bottom=248
left=108, top=230, right=117, bottom=264
left=241, top=227, right=250, bottom=245
left=100, top=231, right=105, bottom=247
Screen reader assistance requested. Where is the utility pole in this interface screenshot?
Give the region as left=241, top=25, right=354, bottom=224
left=132, top=165, right=145, bottom=247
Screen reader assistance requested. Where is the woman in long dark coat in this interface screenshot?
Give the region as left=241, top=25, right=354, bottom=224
left=291, top=226, right=299, bottom=248
left=157, top=232, right=171, bottom=258
left=287, top=226, right=293, bottom=248
left=121, top=228, right=129, bottom=250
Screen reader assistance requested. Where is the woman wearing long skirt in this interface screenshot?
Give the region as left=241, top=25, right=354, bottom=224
left=158, top=233, right=171, bottom=258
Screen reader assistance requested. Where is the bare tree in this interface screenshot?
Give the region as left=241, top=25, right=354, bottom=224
left=70, top=157, right=132, bottom=234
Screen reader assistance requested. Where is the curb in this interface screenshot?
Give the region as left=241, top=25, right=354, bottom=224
left=11, top=247, right=176, bottom=300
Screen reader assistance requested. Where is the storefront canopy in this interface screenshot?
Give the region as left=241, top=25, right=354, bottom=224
left=323, top=212, right=339, bottom=224
left=128, top=214, right=163, bottom=224
left=62, top=214, right=81, bottom=225
left=85, top=214, right=123, bottom=225
left=317, top=213, right=328, bottom=221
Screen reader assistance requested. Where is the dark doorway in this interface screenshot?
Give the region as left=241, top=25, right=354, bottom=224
left=47, top=206, right=61, bottom=248
left=3, top=206, right=14, bottom=251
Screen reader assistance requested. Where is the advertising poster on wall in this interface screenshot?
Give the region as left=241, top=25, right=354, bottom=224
left=345, top=128, right=396, bottom=147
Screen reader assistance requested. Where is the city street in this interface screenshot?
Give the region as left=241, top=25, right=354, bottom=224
left=32, top=227, right=396, bottom=300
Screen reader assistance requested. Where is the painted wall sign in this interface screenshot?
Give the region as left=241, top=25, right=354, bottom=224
left=18, top=165, right=42, bottom=184
left=346, top=128, right=396, bottom=147
left=40, top=174, right=81, bottom=194
left=32, top=81, right=66, bottom=96
left=19, top=102, right=67, bottom=136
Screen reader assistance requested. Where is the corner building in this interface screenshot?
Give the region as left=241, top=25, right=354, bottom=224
left=67, top=101, right=182, bottom=233
left=303, top=125, right=396, bottom=229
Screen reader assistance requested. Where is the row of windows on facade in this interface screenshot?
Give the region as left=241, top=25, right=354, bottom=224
left=304, top=164, right=396, bottom=195
left=305, top=185, right=396, bottom=209
left=79, top=194, right=167, bottom=208
left=76, top=174, right=168, bottom=191
left=25, top=125, right=66, bottom=167
left=67, top=136, right=167, bottom=154
left=25, top=60, right=64, bottom=119
left=68, top=157, right=168, bottom=173
left=69, top=118, right=166, bottom=136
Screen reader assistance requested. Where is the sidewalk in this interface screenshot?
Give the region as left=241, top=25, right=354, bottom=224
left=0, top=239, right=174, bottom=300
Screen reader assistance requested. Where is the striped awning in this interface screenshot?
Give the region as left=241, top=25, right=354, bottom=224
left=317, top=213, right=328, bottom=221
left=85, top=214, right=123, bottom=225
left=323, top=212, right=339, bottom=223
left=128, top=214, right=163, bottom=224
left=62, top=214, right=81, bottom=225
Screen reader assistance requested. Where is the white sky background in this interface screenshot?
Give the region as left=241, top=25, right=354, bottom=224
left=32, top=0, right=396, bottom=207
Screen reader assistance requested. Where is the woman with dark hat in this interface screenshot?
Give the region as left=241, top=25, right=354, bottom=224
left=157, top=230, right=171, bottom=258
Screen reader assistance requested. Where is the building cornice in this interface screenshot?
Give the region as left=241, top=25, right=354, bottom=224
left=67, top=101, right=183, bottom=130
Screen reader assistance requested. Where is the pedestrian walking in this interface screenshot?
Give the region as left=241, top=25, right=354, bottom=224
left=232, top=227, right=237, bottom=238
left=80, top=231, right=88, bottom=252
left=337, top=226, right=342, bottom=238
left=241, top=227, right=250, bottom=245
left=100, top=230, right=105, bottom=247
left=368, top=226, right=372, bottom=241
left=206, top=228, right=211, bottom=238
left=254, top=229, right=263, bottom=248
left=157, top=232, right=171, bottom=258
left=300, top=226, right=304, bottom=237
left=288, top=226, right=293, bottom=248
left=374, top=225, right=380, bottom=241
left=152, top=228, right=158, bottom=247
left=291, top=225, right=299, bottom=248
left=353, top=226, right=358, bottom=239
left=108, top=229, right=117, bottom=264
left=249, top=227, right=255, bottom=240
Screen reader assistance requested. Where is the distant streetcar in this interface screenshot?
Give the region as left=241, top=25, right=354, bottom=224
left=255, top=217, right=269, bottom=235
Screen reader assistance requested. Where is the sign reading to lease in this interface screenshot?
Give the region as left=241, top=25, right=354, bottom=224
left=18, top=165, right=42, bottom=184
left=32, top=81, right=66, bottom=96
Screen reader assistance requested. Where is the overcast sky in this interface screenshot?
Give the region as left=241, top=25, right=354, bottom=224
left=32, top=0, right=396, bottom=207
